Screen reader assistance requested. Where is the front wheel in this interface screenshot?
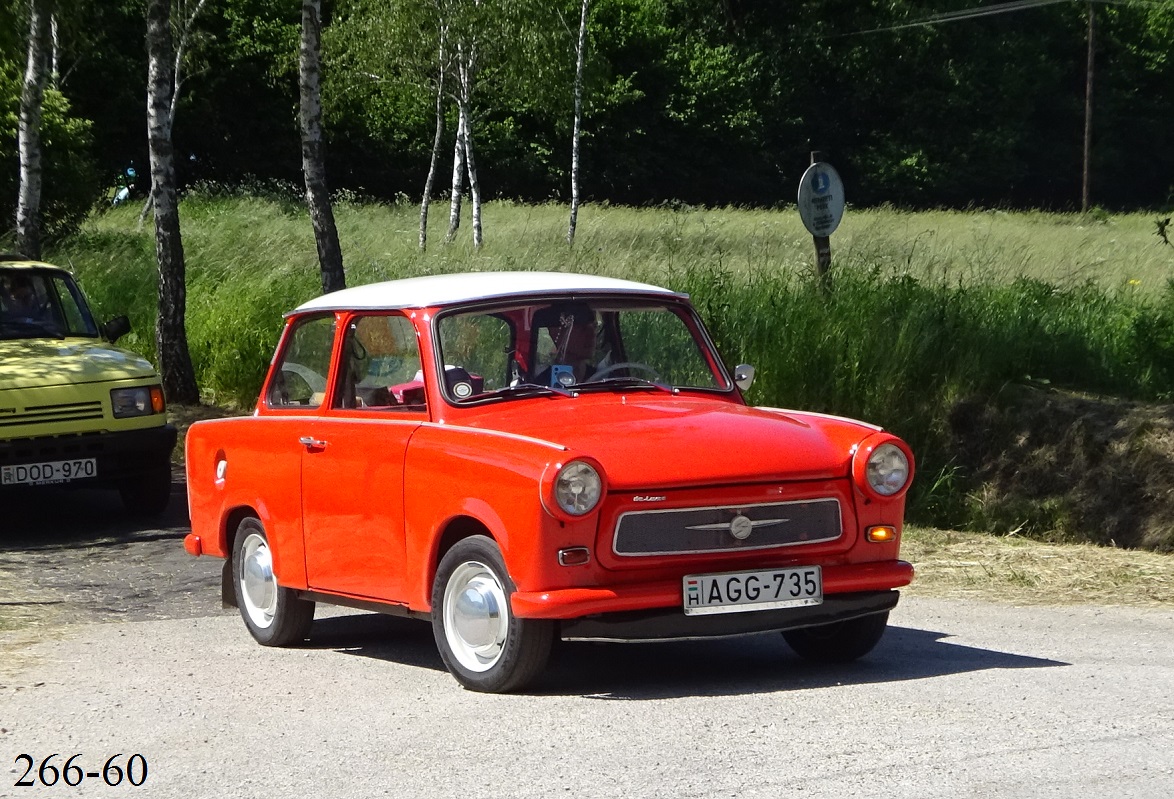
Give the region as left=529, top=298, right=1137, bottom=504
left=782, top=612, right=890, bottom=663
left=432, top=536, right=553, bottom=693
left=232, top=517, right=315, bottom=646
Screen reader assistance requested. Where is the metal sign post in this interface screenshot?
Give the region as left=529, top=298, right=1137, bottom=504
left=797, top=153, right=846, bottom=291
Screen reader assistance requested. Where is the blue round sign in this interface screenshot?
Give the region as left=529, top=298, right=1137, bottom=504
left=797, top=162, right=845, bottom=236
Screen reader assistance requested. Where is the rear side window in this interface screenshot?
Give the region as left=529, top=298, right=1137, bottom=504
left=334, top=314, right=427, bottom=411
left=267, top=315, right=336, bottom=409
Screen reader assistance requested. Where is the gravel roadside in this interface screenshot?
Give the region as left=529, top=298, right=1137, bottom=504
left=4, top=484, right=1174, bottom=798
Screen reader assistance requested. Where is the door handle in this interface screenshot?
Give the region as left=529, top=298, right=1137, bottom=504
left=299, top=436, right=328, bottom=451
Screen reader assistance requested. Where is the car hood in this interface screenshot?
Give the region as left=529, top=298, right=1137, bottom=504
left=461, top=396, right=880, bottom=489
left=0, top=338, right=158, bottom=390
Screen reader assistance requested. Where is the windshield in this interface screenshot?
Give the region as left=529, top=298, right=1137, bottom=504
left=435, top=298, right=730, bottom=403
left=0, top=268, right=99, bottom=340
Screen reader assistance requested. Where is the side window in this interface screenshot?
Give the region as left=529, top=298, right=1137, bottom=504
left=51, top=275, right=97, bottom=335
left=267, top=315, right=336, bottom=409
left=437, top=313, right=513, bottom=399
left=334, top=314, right=426, bottom=411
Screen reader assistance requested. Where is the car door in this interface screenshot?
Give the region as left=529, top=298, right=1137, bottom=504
left=299, top=313, right=426, bottom=601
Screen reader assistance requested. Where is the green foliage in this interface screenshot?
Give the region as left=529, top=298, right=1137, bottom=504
left=46, top=196, right=1174, bottom=418
left=46, top=198, right=1174, bottom=545
left=22, top=0, right=1172, bottom=210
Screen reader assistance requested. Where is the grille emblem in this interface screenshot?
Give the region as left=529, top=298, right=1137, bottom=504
left=684, top=514, right=789, bottom=541
left=730, top=515, right=753, bottom=540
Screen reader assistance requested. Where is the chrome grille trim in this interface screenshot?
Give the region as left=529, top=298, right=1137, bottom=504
left=0, top=401, right=104, bottom=429
left=613, top=498, right=842, bottom=557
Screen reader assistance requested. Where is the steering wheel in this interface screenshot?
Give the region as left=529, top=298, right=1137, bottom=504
left=281, top=362, right=327, bottom=393
left=590, top=361, right=662, bottom=382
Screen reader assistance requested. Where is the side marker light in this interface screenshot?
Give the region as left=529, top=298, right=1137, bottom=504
left=866, top=525, right=897, bottom=543
left=558, top=547, right=591, bottom=566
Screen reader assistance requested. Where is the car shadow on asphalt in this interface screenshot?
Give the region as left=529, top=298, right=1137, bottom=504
left=537, top=626, right=1068, bottom=699
left=305, top=612, right=448, bottom=673
left=304, top=612, right=1067, bottom=697
left=0, top=473, right=190, bottom=550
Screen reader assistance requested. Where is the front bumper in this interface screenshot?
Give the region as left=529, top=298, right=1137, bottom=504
left=0, top=424, right=177, bottom=486
left=559, top=590, right=900, bottom=641
left=510, top=560, right=914, bottom=619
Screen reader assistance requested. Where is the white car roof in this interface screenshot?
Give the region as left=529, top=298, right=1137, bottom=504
left=293, top=271, right=683, bottom=314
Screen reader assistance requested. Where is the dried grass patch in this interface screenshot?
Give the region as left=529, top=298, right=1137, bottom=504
left=903, top=525, right=1174, bottom=606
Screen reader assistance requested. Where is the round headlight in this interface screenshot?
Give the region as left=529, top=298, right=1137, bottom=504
left=554, top=461, right=602, bottom=516
left=866, top=443, right=910, bottom=496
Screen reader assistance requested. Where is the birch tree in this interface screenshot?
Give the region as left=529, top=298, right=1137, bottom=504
left=324, top=0, right=454, bottom=250
left=138, top=0, right=210, bottom=228
left=445, top=1, right=490, bottom=249
left=444, top=35, right=483, bottom=248
left=300, top=0, right=345, bottom=295
left=566, top=0, right=589, bottom=245
left=444, top=99, right=466, bottom=243
left=325, top=0, right=566, bottom=249
left=16, top=0, right=54, bottom=260
left=146, top=0, right=199, bottom=404
left=419, top=13, right=449, bottom=249
left=457, top=41, right=482, bottom=248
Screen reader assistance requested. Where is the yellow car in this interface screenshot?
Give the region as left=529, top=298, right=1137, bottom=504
left=0, top=257, right=176, bottom=514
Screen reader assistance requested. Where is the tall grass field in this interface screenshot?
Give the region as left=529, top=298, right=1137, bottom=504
left=46, top=194, right=1174, bottom=545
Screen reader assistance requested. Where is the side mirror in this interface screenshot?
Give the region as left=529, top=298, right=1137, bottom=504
left=734, top=364, right=755, bottom=391
left=102, top=315, right=131, bottom=343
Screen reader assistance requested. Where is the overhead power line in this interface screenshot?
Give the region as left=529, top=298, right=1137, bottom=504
left=839, top=0, right=1171, bottom=39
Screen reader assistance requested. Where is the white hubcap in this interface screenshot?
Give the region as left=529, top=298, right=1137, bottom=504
left=443, top=561, right=509, bottom=672
left=240, top=532, right=277, bottom=629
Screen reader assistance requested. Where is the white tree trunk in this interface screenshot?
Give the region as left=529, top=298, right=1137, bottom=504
left=139, top=0, right=210, bottom=230
left=16, top=0, right=53, bottom=260
left=419, top=23, right=448, bottom=251
left=459, top=52, right=482, bottom=249
left=147, top=0, right=199, bottom=403
left=567, top=0, right=589, bottom=245
left=445, top=104, right=466, bottom=243
left=300, top=0, right=346, bottom=294
left=50, top=13, right=59, bottom=85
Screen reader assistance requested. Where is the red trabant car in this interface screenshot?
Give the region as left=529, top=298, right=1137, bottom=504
left=184, top=272, right=914, bottom=692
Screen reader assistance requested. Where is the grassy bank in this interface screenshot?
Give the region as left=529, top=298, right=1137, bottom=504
left=47, top=195, right=1174, bottom=547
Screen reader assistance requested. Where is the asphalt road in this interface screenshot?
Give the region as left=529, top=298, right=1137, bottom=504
left=3, top=484, right=1174, bottom=799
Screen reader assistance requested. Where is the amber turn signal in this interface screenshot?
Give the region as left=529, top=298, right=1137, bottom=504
left=150, top=385, right=166, bottom=414
left=866, top=525, right=897, bottom=543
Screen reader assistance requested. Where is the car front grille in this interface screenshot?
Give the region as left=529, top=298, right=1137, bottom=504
left=0, top=400, right=105, bottom=432
left=613, top=498, right=842, bottom=556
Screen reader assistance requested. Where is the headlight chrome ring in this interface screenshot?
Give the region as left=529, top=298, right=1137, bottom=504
left=553, top=461, right=602, bottom=516
left=865, top=442, right=910, bottom=497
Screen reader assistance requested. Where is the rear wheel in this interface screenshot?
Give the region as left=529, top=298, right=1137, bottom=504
left=782, top=612, right=890, bottom=663
left=232, top=517, right=315, bottom=646
left=432, top=536, right=553, bottom=693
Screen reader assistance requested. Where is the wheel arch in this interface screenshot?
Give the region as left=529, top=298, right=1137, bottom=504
left=427, top=515, right=499, bottom=606
left=219, top=505, right=262, bottom=608
left=222, top=504, right=261, bottom=556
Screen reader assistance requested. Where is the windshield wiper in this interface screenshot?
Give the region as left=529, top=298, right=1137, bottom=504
left=576, top=376, right=676, bottom=394
left=485, top=382, right=574, bottom=400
